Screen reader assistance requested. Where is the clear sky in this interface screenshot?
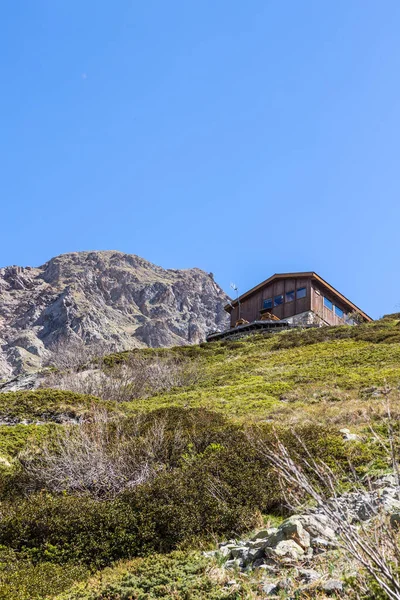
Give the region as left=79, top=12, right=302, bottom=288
left=1, top=1, right=400, bottom=319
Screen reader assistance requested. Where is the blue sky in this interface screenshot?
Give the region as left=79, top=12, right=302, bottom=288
left=1, top=1, right=400, bottom=319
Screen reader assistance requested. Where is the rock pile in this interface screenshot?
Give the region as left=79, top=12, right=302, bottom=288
left=215, top=513, right=336, bottom=571
left=205, top=474, right=400, bottom=597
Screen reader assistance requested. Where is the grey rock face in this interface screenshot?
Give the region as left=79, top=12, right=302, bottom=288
left=0, top=371, right=44, bottom=393
left=0, top=251, right=230, bottom=377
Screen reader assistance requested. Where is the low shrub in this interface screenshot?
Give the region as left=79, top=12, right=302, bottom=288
left=0, top=494, right=139, bottom=568
left=46, top=353, right=202, bottom=403
left=0, top=389, right=106, bottom=422
left=0, top=547, right=88, bottom=600
left=56, top=551, right=249, bottom=600
left=0, top=408, right=368, bottom=571
left=270, top=318, right=400, bottom=351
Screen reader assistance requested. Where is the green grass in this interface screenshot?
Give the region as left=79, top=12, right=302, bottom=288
left=0, top=423, right=57, bottom=459
left=4, top=318, right=400, bottom=425
left=0, top=548, right=88, bottom=600
left=118, top=320, right=400, bottom=422
left=0, top=389, right=114, bottom=422
left=55, top=551, right=253, bottom=600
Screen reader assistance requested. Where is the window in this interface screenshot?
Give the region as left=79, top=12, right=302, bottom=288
left=335, top=305, right=344, bottom=318
left=274, top=294, right=284, bottom=307
left=285, top=290, right=295, bottom=303
left=263, top=298, right=272, bottom=310
left=297, top=287, right=307, bottom=299
left=324, top=297, right=333, bottom=311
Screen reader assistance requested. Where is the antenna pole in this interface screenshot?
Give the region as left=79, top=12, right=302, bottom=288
left=230, top=283, right=241, bottom=323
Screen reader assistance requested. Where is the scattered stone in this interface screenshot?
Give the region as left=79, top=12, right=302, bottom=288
left=208, top=470, right=400, bottom=594
left=297, top=514, right=336, bottom=540
left=231, top=546, right=248, bottom=561
left=298, top=568, right=321, bottom=583
left=277, top=577, right=292, bottom=590
left=390, top=512, right=400, bottom=528
left=224, top=558, right=243, bottom=570
left=262, top=582, right=279, bottom=595
left=247, top=546, right=266, bottom=563
left=248, top=539, right=269, bottom=550
left=218, top=545, right=232, bottom=558
left=322, top=579, right=343, bottom=594
left=219, top=541, right=236, bottom=548
left=202, top=550, right=217, bottom=558
left=311, top=537, right=337, bottom=553
left=339, top=428, right=361, bottom=442
left=250, top=527, right=277, bottom=541
left=252, top=557, right=266, bottom=568
left=258, top=564, right=278, bottom=574
left=267, top=517, right=310, bottom=550
left=374, top=474, right=397, bottom=488
left=265, top=539, right=304, bottom=561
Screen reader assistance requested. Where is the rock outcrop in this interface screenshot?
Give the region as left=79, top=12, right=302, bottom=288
left=0, top=251, right=229, bottom=377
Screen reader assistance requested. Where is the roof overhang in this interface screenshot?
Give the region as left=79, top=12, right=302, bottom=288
left=224, top=272, right=372, bottom=322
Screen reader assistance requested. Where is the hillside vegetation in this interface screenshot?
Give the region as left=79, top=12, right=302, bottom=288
left=1, top=315, right=400, bottom=599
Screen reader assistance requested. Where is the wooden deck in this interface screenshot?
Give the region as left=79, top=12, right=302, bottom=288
left=206, top=320, right=295, bottom=342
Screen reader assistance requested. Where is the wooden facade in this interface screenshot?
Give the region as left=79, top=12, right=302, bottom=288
left=225, top=272, right=372, bottom=327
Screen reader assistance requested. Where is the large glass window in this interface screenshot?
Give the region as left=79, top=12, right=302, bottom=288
left=335, top=305, right=344, bottom=318
left=285, top=290, right=295, bottom=303
left=274, top=294, right=284, bottom=307
left=297, top=287, right=307, bottom=299
left=263, top=298, right=272, bottom=310
left=324, top=297, right=333, bottom=311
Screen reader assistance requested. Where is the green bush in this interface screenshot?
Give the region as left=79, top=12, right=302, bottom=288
left=125, top=447, right=264, bottom=554
left=0, top=547, right=88, bottom=600
left=0, top=389, right=107, bottom=421
left=0, top=494, right=139, bottom=568
left=270, top=318, right=400, bottom=351
left=56, top=551, right=248, bottom=600
left=0, top=408, right=365, bottom=571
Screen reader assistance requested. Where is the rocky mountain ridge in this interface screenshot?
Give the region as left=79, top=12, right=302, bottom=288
left=0, top=250, right=229, bottom=377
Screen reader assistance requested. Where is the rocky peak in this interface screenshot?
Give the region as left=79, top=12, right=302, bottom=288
left=0, top=251, right=230, bottom=378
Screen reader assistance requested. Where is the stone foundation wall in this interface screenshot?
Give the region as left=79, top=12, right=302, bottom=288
left=282, top=311, right=326, bottom=327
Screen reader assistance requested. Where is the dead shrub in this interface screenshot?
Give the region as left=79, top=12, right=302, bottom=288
left=256, top=392, right=400, bottom=600
left=45, top=337, right=111, bottom=371
left=43, top=353, right=201, bottom=402
left=18, top=410, right=173, bottom=497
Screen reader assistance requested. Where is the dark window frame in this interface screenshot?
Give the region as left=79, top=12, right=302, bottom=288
left=296, top=287, right=307, bottom=299
left=274, top=294, right=284, bottom=307
left=334, top=305, right=344, bottom=318
left=324, top=297, right=333, bottom=311
left=263, top=298, right=273, bottom=310
left=285, top=290, right=295, bottom=303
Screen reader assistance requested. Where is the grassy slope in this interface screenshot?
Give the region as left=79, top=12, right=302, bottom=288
left=1, top=317, right=400, bottom=459
left=2, top=316, right=400, bottom=599
left=120, top=316, right=400, bottom=431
